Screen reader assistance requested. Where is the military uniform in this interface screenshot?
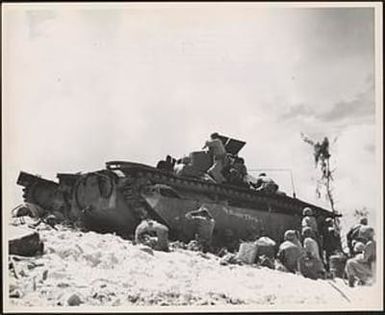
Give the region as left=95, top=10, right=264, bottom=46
left=134, top=219, right=170, bottom=252
left=346, top=218, right=368, bottom=255
left=277, top=240, right=304, bottom=273
left=203, top=138, right=227, bottom=184
left=185, top=207, right=215, bottom=253
left=345, top=239, right=376, bottom=286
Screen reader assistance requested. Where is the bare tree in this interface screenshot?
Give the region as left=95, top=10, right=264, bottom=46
left=301, top=133, right=337, bottom=215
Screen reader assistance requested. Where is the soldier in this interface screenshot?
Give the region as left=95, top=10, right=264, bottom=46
left=277, top=230, right=304, bottom=273
left=185, top=206, right=216, bottom=253
left=299, top=222, right=326, bottom=280
left=301, top=207, right=319, bottom=236
left=134, top=218, right=170, bottom=252
left=357, top=222, right=374, bottom=244
left=302, top=227, right=322, bottom=263
left=345, top=227, right=376, bottom=287
left=251, top=173, right=279, bottom=193
left=346, top=217, right=368, bottom=256
left=255, top=236, right=277, bottom=262
left=202, top=133, right=227, bottom=184
left=156, top=155, right=175, bottom=173
left=227, top=157, right=248, bottom=187
left=221, top=228, right=239, bottom=253
left=322, top=217, right=342, bottom=270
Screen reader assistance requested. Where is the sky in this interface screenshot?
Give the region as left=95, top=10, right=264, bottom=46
left=2, top=3, right=382, bottom=218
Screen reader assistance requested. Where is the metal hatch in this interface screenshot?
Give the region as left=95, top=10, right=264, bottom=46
left=215, top=133, right=246, bottom=155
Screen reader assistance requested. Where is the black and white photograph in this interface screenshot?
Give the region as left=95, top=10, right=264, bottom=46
left=2, top=2, right=383, bottom=313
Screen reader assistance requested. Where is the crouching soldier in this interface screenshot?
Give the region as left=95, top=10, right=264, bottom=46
left=277, top=230, right=304, bottom=273
left=255, top=236, right=277, bottom=269
left=345, top=227, right=376, bottom=287
left=346, top=217, right=368, bottom=256
left=134, top=218, right=170, bottom=252
left=297, top=227, right=325, bottom=279
left=185, top=206, right=215, bottom=253
left=302, top=227, right=322, bottom=262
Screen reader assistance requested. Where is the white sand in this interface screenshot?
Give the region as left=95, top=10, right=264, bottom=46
left=6, top=221, right=380, bottom=311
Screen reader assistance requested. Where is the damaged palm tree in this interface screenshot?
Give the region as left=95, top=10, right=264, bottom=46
left=301, top=133, right=338, bottom=223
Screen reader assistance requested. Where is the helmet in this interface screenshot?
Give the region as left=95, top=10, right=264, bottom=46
left=302, top=227, right=313, bottom=238
left=353, top=242, right=365, bottom=253
left=284, top=230, right=296, bottom=242
left=303, top=207, right=313, bottom=216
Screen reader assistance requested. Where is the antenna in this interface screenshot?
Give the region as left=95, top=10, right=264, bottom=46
left=248, top=168, right=297, bottom=198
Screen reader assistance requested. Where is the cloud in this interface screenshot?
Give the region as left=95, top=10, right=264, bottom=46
left=278, top=80, right=375, bottom=130
left=317, top=84, right=375, bottom=123
left=279, top=103, right=314, bottom=120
